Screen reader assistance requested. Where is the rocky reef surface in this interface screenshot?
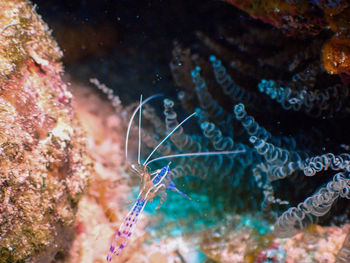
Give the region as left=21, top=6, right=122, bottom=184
left=0, top=1, right=91, bottom=262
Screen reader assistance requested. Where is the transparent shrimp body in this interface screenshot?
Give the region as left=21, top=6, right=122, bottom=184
left=106, top=195, right=146, bottom=260
left=106, top=164, right=170, bottom=261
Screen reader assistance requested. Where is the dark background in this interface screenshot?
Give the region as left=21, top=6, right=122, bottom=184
left=32, top=0, right=242, bottom=103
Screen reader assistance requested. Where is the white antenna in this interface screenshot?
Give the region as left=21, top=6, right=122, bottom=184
left=143, top=112, right=197, bottom=166
left=125, top=94, right=162, bottom=161
left=138, top=95, right=143, bottom=165
left=144, top=150, right=246, bottom=167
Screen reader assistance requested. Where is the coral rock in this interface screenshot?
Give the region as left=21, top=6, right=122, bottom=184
left=322, top=34, right=350, bottom=75
left=0, top=0, right=91, bottom=262
left=225, top=0, right=350, bottom=77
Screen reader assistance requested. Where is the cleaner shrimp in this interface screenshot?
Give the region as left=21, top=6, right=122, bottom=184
left=106, top=94, right=245, bottom=261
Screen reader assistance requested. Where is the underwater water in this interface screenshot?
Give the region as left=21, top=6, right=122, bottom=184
left=2, top=0, right=350, bottom=262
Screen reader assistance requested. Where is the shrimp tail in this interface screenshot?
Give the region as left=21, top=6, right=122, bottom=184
left=106, top=197, right=148, bottom=261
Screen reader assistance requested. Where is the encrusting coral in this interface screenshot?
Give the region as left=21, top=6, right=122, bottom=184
left=0, top=1, right=91, bottom=262
left=200, top=215, right=349, bottom=263
left=224, top=0, right=350, bottom=76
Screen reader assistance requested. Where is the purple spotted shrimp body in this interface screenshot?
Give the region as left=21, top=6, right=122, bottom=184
left=106, top=164, right=171, bottom=261
left=106, top=195, right=148, bottom=261
left=151, top=165, right=170, bottom=184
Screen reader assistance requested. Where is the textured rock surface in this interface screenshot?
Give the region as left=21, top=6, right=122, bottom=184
left=200, top=215, right=349, bottom=263
left=225, top=0, right=350, bottom=76
left=0, top=1, right=91, bottom=262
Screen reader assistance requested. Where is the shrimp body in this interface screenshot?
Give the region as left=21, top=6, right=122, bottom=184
left=107, top=195, right=148, bottom=261
left=151, top=165, right=170, bottom=185
left=106, top=164, right=170, bottom=261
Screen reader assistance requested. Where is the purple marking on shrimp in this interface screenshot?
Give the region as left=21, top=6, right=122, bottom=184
left=109, top=245, right=115, bottom=252
left=126, top=223, right=129, bottom=226
left=130, top=223, right=133, bottom=227
left=117, top=231, right=121, bottom=236
left=128, top=232, right=132, bottom=237
left=116, top=243, right=125, bottom=255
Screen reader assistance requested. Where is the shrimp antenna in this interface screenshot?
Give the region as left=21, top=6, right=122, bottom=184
left=138, top=95, right=143, bottom=165
left=143, top=112, right=197, bottom=166
left=144, top=150, right=246, bottom=167
left=125, top=94, right=163, bottom=161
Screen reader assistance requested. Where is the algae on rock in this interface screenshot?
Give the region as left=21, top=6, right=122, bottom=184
left=0, top=0, right=92, bottom=262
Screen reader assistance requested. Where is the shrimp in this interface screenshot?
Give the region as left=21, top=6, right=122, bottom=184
left=106, top=94, right=245, bottom=261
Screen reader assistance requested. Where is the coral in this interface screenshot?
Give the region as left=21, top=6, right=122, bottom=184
left=200, top=215, right=349, bottom=263
left=322, top=34, right=350, bottom=75
left=280, top=224, right=350, bottom=262
left=225, top=0, right=350, bottom=76
left=0, top=1, right=91, bottom=262
left=200, top=214, right=273, bottom=263
left=336, top=229, right=350, bottom=262
left=224, top=0, right=327, bottom=36
left=0, top=0, right=63, bottom=86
